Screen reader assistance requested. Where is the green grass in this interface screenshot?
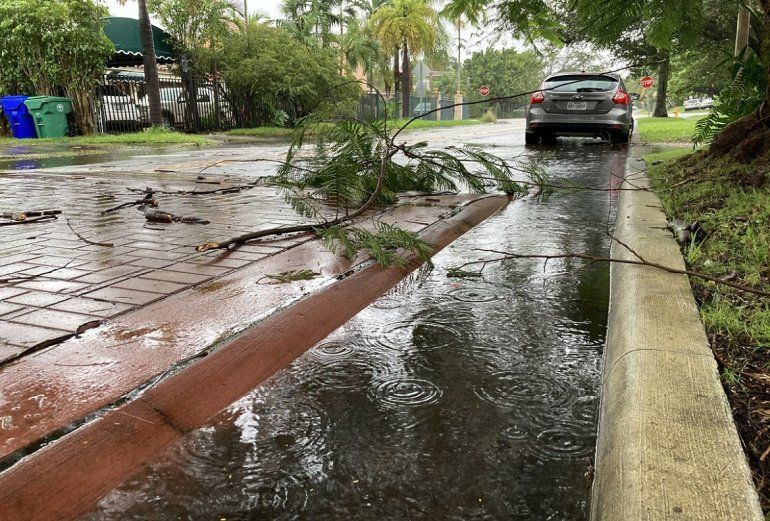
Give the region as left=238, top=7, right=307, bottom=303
left=645, top=149, right=770, bottom=355
left=226, top=126, right=297, bottom=137
left=386, top=118, right=485, bottom=130
left=226, top=118, right=486, bottom=137
left=636, top=116, right=700, bottom=143
left=643, top=148, right=692, bottom=164
left=0, top=127, right=211, bottom=147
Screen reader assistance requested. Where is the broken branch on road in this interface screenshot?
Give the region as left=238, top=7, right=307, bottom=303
left=453, top=249, right=770, bottom=298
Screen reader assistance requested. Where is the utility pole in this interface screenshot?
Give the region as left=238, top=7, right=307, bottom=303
left=454, top=18, right=463, bottom=120
left=456, top=19, right=461, bottom=95
left=735, top=6, right=750, bottom=57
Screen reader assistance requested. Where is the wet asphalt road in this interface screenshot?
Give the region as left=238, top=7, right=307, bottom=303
left=73, top=121, right=630, bottom=520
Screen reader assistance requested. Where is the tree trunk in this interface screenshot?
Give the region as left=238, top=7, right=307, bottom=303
left=652, top=50, right=670, bottom=118
left=393, top=51, right=400, bottom=96
left=138, top=0, right=162, bottom=127
left=401, top=39, right=410, bottom=118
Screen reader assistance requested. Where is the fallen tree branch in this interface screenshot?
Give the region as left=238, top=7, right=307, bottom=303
left=65, top=217, right=113, bottom=247
left=196, top=138, right=400, bottom=252
left=196, top=223, right=322, bottom=251
left=457, top=249, right=770, bottom=298
left=126, top=177, right=270, bottom=196
left=139, top=206, right=210, bottom=225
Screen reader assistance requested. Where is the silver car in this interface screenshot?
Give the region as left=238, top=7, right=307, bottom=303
left=525, top=72, right=634, bottom=144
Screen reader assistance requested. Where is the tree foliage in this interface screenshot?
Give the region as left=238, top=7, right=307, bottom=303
left=461, top=48, right=544, bottom=116
left=694, top=52, right=768, bottom=146
left=0, top=0, right=113, bottom=133
left=147, top=0, right=239, bottom=74
left=442, top=0, right=565, bottom=45
left=220, top=22, right=359, bottom=126
left=369, top=1, right=440, bottom=60
left=369, top=0, right=442, bottom=115
left=279, top=0, right=345, bottom=48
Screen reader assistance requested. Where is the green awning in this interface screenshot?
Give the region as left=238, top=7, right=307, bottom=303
left=103, top=17, right=176, bottom=64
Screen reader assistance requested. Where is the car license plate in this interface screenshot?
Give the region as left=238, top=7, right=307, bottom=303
left=567, top=101, right=588, bottom=110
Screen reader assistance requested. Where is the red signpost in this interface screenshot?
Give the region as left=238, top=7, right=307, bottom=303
left=640, top=76, right=654, bottom=89
left=479, top=85, right=490, bottom=96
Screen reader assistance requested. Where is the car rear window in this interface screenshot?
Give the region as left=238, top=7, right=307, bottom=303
left=543, top=75, right=618, bottom=93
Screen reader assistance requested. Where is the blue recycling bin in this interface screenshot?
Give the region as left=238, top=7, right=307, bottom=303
left=0, top=95, right=37, bottom=139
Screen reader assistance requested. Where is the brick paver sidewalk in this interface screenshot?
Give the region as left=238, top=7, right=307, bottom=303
left=0, top=158, right=305, bottom=361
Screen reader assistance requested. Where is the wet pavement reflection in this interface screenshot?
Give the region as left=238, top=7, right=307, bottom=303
left=86, top=137, right=627, bottom=520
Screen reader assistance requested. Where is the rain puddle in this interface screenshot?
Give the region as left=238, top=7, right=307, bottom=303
left=0, top=144, right=201, bottom=171
left=87, top=141, right=626, bottom=520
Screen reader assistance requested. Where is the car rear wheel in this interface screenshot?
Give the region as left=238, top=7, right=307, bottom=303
left=525, top=132, right=540, bottom=145
left=611, top=131, right=630, bottom=144
left=541, top=133, right=558, bottom=145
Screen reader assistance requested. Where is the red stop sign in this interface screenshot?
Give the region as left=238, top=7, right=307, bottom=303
left=479, top=85, right=490, bottom=96
left=640, top=76, right=654, bottom=89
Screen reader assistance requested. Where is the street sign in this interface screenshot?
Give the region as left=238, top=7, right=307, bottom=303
left=415, top=80, right=430, bottom=98
left=413, top=61, right=432, bottom=81
left=479, top=85, right=490, bottom=96
left=640, top=76, right=654, bottom=89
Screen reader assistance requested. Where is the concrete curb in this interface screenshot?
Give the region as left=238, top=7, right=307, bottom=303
left=0, top=195, right=508, bottom=521
left=590, top=157, right=762, bottom=520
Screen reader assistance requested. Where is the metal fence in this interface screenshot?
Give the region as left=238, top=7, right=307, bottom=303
left=94, top=73, right=261, bottom=134
left=356, top=93, right=471, bottom=122
left=94, top=75, right=475, bottom=135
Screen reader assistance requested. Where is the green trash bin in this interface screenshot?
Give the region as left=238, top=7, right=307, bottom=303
left=23, top=96, right=72, bottom=138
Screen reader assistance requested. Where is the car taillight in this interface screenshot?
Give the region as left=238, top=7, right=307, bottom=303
left=613, top=89, right=630, bottom=105
left=530, top=91, right=544, bottom=104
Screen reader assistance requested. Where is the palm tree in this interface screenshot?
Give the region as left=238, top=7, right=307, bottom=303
left=280, top=0, right=343, bottom=48
left=339, top=17, right=379, bottom=75
left=369, top=0, right=439, bottom=116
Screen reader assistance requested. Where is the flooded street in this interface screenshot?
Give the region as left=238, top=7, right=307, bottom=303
left=84, top=128, right=628, bottom=520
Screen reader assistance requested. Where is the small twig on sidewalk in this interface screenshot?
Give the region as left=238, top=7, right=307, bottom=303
left=0, top=215, right=59, bottom=226
left=1, top=210, right=61, bottom=221
left=101, top=192, right=157, bottom=214
left=65, top=217, right=113, bottom=248
left=457, top=249, right=770, bottom=298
